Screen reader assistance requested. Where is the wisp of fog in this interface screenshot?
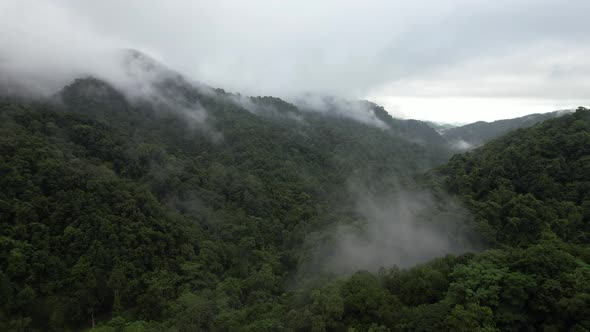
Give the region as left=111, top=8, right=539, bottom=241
left=302, top=185, right=474, bottom=276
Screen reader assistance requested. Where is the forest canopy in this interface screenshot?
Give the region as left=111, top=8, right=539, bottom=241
left=1, top=77, right=589, bottom=331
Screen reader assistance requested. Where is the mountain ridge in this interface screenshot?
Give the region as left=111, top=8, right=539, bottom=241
left=1, top=49, right=589, bottom=331
left=442, top=110, right=573, bottom=148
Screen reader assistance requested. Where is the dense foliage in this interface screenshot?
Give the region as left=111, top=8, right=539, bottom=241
left=0, top=78, right=451, bottom=331
left=0, top=76, right=588, bottom=331
left=440, top=108, right=590, bottom=246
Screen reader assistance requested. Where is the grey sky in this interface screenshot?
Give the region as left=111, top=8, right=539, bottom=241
left=1, top=0, right=589, bottom=122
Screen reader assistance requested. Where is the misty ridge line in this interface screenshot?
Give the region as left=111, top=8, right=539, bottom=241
left=0, top=47, right=393, bottom=133
left=2, top=46, right=483, bottom=157
left=2, top=44, right=568, bottom=152
left=0, top=47, right=563, bottom=279
left=4, top=0, right=590, bottom=123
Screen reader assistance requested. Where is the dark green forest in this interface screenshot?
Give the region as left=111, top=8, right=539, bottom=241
left=1, top=76, right=589, bottom=331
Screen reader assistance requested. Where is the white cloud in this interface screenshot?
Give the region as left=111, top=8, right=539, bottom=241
left=1, top=0, right=589, bottom=122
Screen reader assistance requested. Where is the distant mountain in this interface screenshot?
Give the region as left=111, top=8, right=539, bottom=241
left=293, top=96, right=449, bottom=148
left=442, top=110, right=571, bottom=149
left=426, top=121, right=462, bottom=132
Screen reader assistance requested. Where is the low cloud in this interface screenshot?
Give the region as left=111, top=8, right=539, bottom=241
left=294, top=95, right=389, bottom=129
left=3, top=1, right=589, bottom=122
left=449, top=139, right=473, bottom=151
left=301, top=185, right=475, bottom=276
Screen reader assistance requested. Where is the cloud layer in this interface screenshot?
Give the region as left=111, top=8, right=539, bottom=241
left=1, top=0, right=589, bottom=122
left=298, top=186, right=475, bottom=277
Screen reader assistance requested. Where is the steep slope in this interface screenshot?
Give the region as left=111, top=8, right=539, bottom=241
left=0, top=76, right=454, bottom=330
left=282, top=107, right=590, bottom=332
left=246, top=106, right=590, bottom=332
left=443, top=110, right=569, bottom=148
left=438, top=107, right=590, bottom=246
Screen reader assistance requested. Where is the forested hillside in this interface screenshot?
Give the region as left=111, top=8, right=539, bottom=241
left=442, top=111, right=567, bottom=149
left=0, top=77, right=454, bottom=331
left=0, top=72, right=589, bottom=331
left=439, top=108, right=590, bottom=246
left=430, top=108, right=590, bottom=330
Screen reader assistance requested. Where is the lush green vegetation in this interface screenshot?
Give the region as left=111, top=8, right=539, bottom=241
left=1, top=77, right=589, bottom=331
left=439, top=108, right=590, bottom=246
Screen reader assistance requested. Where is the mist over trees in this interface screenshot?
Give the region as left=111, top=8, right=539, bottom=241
left=0, top=64, right=589, bottom=332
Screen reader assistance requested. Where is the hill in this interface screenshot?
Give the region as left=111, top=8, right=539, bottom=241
left=0, top=75, right=456, bottom=331
left=439, top=107, right=590, bottom=246
left=442, top=111, right=569, bottom=149
left=1, top=53, right=589, bottom=330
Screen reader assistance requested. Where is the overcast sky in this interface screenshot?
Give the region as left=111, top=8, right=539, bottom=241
left=1, top=0, right=589, bottom=123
